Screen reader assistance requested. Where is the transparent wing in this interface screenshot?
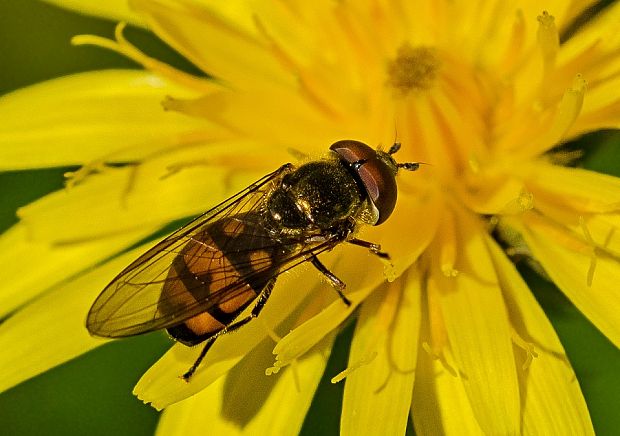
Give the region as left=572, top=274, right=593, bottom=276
left=86, top=164, right=338, bottom=337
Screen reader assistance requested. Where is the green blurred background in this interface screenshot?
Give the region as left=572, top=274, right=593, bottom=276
left=0, top=1, right=618, bottom=435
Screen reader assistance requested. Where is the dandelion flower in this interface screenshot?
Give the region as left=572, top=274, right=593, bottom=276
left=1, top=0, right=620, bottom=434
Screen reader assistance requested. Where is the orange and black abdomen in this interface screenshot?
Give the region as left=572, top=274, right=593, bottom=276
left=159, top=213, right=283, bottom=345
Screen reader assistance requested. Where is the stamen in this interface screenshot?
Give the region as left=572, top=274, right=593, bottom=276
left=160, top=160, right=210, bottom=180
left=72, top=23, right=214, bottom=92
left=501, top=190, right=534, bottom=215
left=554, top=74, right=587, bottom=136
left=511, top=328, right=538, bottom=370
left=499, top=10, right=525, bottom=73
left=537, top=11, right=559, bottom=75
left=265, top=363, right=282, bottom=376
left=421, top=342, right=458, bottom=377
left=330, top=351, right=378, bottom=383
left=528, top=74, right=586, bottom=155
left=438, top=210, right=459, bottom=277
left=253, top=15, right=340, bottom=118
left=579, top=216, right=598, bottom=287
left=64, top=160, right=107, bottom=189
left=387, top=44, right=441, bottom=96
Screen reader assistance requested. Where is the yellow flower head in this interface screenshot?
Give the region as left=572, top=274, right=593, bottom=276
left=2, top=0, right=620, bottom=434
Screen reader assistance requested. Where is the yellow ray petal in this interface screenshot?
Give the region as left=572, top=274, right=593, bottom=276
left=0, top=246, right=145, bottom=393
left=0, top=223, right=156, bottom=317
left=569, top=78, right=620, bottom=135
left=0, top=70, right=205, bottom=170
left=175, top=0, right=259, bottom=36
left=531, top=194, right=620, bottom=257
left=72, top=23, right=217, bottom=93
left=134, top=259, right=329, bottom=410
left=411, top=294, right=484, bottom=436
left=156, top=333, right=333, bottom=436
left=340, top=274, right=421, bottom=435
left=558, top=0, right=620, bottom=67
left=270, top=246, right=391, bottom=372
left=485, top=235, right=594, bottom=435
left=517, top=213, right=620, bottom=348
left=523, top=161, right=620, bottom=213
left=457, top=170, right=529, bottom=215
left=361, top=188, right=441, bottom=279
left=519, top=74, right=586, bottom=157
left=131, top=0, right=294, bottom=90
left=162, top=90, right=341, bottom=149
left=40, top=0, right=144, bottom=26
left=432, top=208, right=520, bottom=435
left=17, top=142, right=280, bottom=243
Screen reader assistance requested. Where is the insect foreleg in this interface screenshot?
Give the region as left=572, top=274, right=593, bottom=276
left=182, top=280, right=276, bottom=381
left=347, top=237, right=391, bottom=260
left=310, top=256, right=351, bottom=306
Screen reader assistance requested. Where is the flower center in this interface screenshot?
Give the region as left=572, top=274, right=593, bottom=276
left=386, top=44, right=441, bottom=96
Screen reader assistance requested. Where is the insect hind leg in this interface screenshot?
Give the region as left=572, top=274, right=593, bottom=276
left=182, top=280, right=276, bottom=381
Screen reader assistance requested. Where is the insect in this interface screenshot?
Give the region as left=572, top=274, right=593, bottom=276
left=86, top=140, right=421, bottom=380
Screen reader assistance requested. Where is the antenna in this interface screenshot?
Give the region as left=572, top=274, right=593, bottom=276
left=387, top=141, right=429, bottom=172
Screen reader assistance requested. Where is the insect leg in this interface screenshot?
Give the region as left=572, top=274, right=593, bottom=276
left=310, top=256, right=351, bottom=306
left=182, top=337, right=216, bottom=381
left=182, top=280, right=276, bottom=381
left=347, top=238, right=391, bottom=260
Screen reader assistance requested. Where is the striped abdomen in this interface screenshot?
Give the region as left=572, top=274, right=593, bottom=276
left=159, top=213, right=282, bottom=345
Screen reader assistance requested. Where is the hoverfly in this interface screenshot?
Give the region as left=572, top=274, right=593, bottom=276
left=87, top=140, right=420, bottom=380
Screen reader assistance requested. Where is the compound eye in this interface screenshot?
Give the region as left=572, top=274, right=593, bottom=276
left=330, top=140, right=376, bottom=164
left=330, top=140, right=398, bottom=225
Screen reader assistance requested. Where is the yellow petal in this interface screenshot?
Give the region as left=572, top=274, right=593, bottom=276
left=361, top=188, right=440, bottom=278
left=411, top=299, right=484, bottom=436
left=558, top=0, right=620, bottom=68
left=131, top=0, right=294, bottom=90
left=485, top=235, right=594, bottom=435
left=457, top=171, right=529, bottom=215
left=0, top=223, right=156, bottom=317
left=519, top=74, right=586, bottom=157
left=531, top=194, right=620, bottom=257
left=432, top=208, right=520, bottom=435
left=271, top=245, right=391, bottom=372
left=523, top=161, right=620, bottom=213
left=17, top=142, right=279, bottom=243
left=156, top=333, right=333, bottom=435
left=340, top=274, right=421, bottom=435
left=0, top=70, right=204, bottom=170
left=570, top=78, right=620, bottom=135
left=517, top=212, right=620, bottom=348
left=561, top=1, right=601, bottom=30
left=40, top=0, right=144, bottom=25
left=163, top=90, right=339, bottom=149
left=557, top=2, right=620, bottom=135
left=0, top=247, right=144, bottom=393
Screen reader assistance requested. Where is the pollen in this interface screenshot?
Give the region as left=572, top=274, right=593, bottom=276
left=386, top=44, right=441, bottom=96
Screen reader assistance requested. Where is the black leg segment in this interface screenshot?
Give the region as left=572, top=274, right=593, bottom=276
left=310, top=255, right=351, bottom=306
left=348, top=238, right=391, bottom=260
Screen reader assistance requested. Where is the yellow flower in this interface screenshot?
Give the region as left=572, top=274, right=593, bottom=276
left=1, top=0, right=620, bottom=434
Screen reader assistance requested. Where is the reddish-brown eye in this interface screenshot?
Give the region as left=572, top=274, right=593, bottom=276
left=330, top=140, right=398, bottom=225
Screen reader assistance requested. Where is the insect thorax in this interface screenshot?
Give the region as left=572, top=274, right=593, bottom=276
left=265, top=158, right=366, bottom=232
